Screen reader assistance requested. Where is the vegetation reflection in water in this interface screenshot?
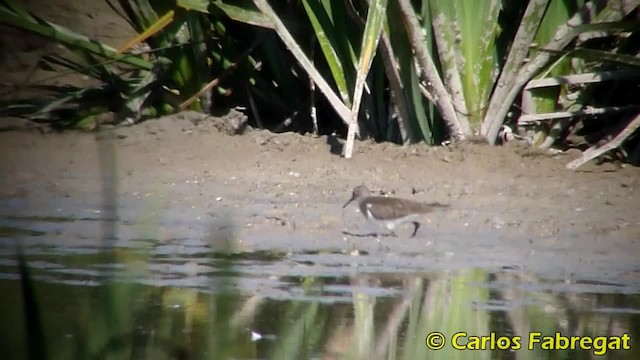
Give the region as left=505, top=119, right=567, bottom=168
left=3, top=244, right=638, bottom=360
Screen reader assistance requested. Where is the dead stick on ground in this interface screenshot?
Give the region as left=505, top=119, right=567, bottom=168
left=566, top=111, right=640, bottom=170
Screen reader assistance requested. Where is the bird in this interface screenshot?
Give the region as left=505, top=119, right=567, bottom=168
left=343, top=185, right=449, bottom=238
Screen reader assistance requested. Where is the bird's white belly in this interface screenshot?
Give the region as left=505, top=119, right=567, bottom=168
left=364, top=208, right=417, bottom=230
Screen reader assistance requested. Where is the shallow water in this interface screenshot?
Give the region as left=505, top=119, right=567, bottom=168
left=1, top=196, right=639, bottom=359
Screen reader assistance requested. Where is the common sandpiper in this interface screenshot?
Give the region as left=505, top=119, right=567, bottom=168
left=343, top=185, right=449, bottom=238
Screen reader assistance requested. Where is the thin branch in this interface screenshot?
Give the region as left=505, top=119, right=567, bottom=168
left=179, top=39, right=262, bottom=110
left=430, top=11, right=471, bottom=133
left=396, top=0, right=466, bottom=140
left=481, top=0, right=549, bottom=144
left=518, top=105, right=640, bottom=124
left=252, top=0, right=351, bottom=125
left=524, top=68, right=640, bottom=88
left=378, top=30, right=412, bottom=144
left=344, top=0, right=388, bottom=159
left=566, top=111, right=640, bottom=170
left=352, top=0, right=411, bottom=143
left=482, top=0, right=638, bottom=144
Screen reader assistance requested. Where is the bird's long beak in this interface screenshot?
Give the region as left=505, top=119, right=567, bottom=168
left=343, top=195, right=356, bottom=209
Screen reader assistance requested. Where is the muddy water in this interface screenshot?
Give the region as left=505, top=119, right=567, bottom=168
left=1, top=195, right=639, bottom=359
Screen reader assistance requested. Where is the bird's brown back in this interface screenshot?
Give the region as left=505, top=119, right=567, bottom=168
left=361, top=196, right=449, bottom=220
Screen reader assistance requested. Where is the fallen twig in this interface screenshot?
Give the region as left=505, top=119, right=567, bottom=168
left=566, top=111, right=640, bottom=170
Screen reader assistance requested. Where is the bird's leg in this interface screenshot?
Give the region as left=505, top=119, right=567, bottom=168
left=410, top=222, right=420, bottom=238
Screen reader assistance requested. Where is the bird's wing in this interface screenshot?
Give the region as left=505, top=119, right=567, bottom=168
left=366, top=197, right=433, bottom=220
